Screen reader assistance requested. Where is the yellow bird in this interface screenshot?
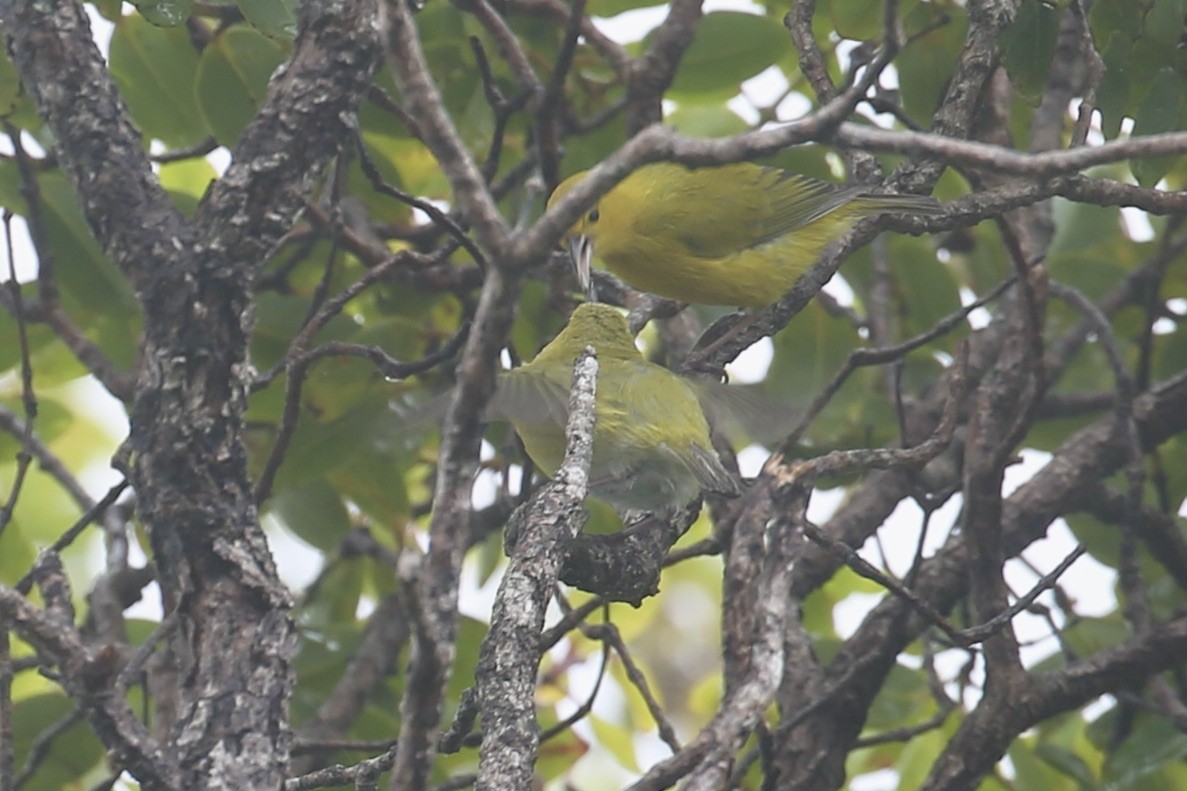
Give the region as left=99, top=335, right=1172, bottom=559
left=548, top=162, right=942, bottom=307
left=490, top=302, right=745, bottom=511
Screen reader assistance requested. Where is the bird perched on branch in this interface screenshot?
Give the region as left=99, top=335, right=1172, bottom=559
left=548, top=162, right=943, bottom=307
left=490, top=302, right=750, bottom=512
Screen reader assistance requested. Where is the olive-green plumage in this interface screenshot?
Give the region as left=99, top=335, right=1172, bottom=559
left=548, top=162, right=943, bottom=307
left=490, top=303, right=743, bottom=511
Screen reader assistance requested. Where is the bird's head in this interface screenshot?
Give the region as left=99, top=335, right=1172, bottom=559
left=547, top=171, right=604, bottom=297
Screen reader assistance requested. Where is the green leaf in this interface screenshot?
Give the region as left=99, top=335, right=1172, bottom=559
left=590, top=713, right=639, bottom=772
left=132, top=0, right=193, bottom=26
left=11, top=694, right=105, bottom=787
left=1101, top=712, right=1187, bottom=783
left=1131, top=68, right=1185, bottom=187
left=0, top=25, right=39, bottom=128
left=271, top=478, right=353, bottom=552
left=888, top=234, right=962, bottom=342
left=1035, top=743, right=1101, bottom=788
left=665, top=12, right=789, bottom=96
left=159, top=156, right=218, bottom=216
left=535, top=715, right=590, bottom=781
left=664, top=103, right=749, bottom=137
left=305, top=561, right=364, bottom=625
left=0, top=314, right=57, bottom=376
left=109, top=13, right=209, bottom=147
left=194, top=26, right=287, bottom=146
left=1141, top=0, right=1186, bottom=54
left=0, top=518, right=35, bottom=585
left=827, top=0, right=885, bottom=40
left=864, top=662, right=931, bottom=731
left=1061, top=615, right=1128, bottom=658
left=586, top=0, right=666, bottom=18
left=764, top=301, right=861, bottom=407
left=1000, top=0, right=1061, bottom=103
left=250, top=292, right=358, bottom=370
left=897, top=4, right=968, bottom=123
left=1064, top=512, right=1122, bottom=568
left=1009, top=739, right=1079, bottom=791
left=0, top=166, right=140, bottom=333
left=828, top=0, right=921, bottom=41
left=895, top=725, right=955, bottom=789
left=270, top=396, right=391, bottom=488
left=1088, top=0, right=1143, bottom=43
left=238, top=0, right=298, bottom=40
left=1096, top=32, right=1132, bottom=139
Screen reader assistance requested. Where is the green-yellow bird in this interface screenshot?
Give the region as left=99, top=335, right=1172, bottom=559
left=490, top=302, right=745, bottom=511
left=548, top=162, right=943, bottom=307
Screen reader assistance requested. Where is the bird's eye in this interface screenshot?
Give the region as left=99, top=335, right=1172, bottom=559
left=588, top=207, right=601, bottom=223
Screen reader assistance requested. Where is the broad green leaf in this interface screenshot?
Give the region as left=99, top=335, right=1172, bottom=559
left=0, top=317, right=57, bottom=376
left=666, top=12, right=789, bottom=96
left=764, top=301, right=861, bottom=410
left=1048, top=198, right=1131, bottom=297
left=1064, top=512, right=1125, bottom=569
left=898, top=3, right=968, bottom=123
left=1088, top=0, right=1143, bottom=43
left=159, top=155, right=217, bottom=216
left=0, top=398, right=72, bottom=451
left=1035, top=743, right=1101, bottom=787
left=132, top=0, right=193, bottom=27
left=194, top=27, right=286, bottom=146
left=896, top=724, right=956, bottom=789
left=535, top=715, right=590, bottom=782
left=271, top=477, right=353, bottom=551
left=301, top=562, right=364, bottom=629
left=446, top=616, right=487, bottom=701
left=291, top=626, right=356, bottom=720
left=828, top=0, right=922, bottom=40
left=864, top=662, right=932, bottom=731
left=1096, top=32, right=1132, bottom=139
left=827, top=0, right=885, bottom=40
left=1141, top=0, right=1186, bottom=54
left=590, top=713, right=639, bottom=772
left=999, top=0, right=1060, bottom=104
left=1010, top=738, right=1079, bottom=791
left=350, top=131, right=415, bottom=225
left=664, top=103, right=749, bottom=137
left=1131, top=68, right=1184, bottom=187
left=250, top=292, right=359, bottom=370
left=11, top=694, right=105, bottom=788
left=418, top=2, right=482, bottom=121
left=1152, top=435, right=1187, bottom=514
left=109, top=13, right=209, bottom=147
left=1060, top=615, right=1128, bottom=659
left=330, top=444, right=413, bottom=527
left=888, top=234, right=962, bottom=343
left=587, top=0, right=666, bottom=18
left=0, top=518, right=35, bottom=585
left=90, top=0, right=126, bottom=21
left=269, top=396, right=390, bottom=488
left=1153, top=315, right=1187, bottom=383
left=238, top=0, right=298, bottom=40
left=0, top=25, right=40, bottom=128
left=0, top=167, right=140, bottom=332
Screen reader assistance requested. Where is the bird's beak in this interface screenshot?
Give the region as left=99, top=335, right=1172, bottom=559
left=568, top=235, right=594, bottom=297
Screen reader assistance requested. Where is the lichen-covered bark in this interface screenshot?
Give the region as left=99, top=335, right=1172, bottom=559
left=0, top=1, right=381, bottom=786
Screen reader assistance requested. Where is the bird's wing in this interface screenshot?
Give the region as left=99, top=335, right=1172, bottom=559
left=487, top=368, right=570, bottom=429
left=647, top=165, right=864, bottom=258
left=685, top=444, right=745, bottom=497
left=693, top=381, right=801, bottom=446
left=750, top=170, right=870, bottom=247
